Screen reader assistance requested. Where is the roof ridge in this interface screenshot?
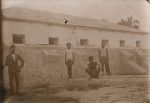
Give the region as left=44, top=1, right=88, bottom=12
left=2, top=7, right=149, bottom=34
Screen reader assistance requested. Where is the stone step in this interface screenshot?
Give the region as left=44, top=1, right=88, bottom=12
left=128, top=60, right=147, bottom=74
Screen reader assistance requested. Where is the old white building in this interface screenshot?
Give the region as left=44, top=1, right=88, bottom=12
left=2, top=7, right=150, bottom=48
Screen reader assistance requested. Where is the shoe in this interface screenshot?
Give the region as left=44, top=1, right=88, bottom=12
left=15, top=92, right=22, bottom=95
left=68, top=76, right=72, bottom=79
left=106, top=73, right=111, bottom=76
left=88, top=77, right=92, bottom=81
left=10, top=92, right=14, bottom=96
left=102, top=73, right=104, bottom=76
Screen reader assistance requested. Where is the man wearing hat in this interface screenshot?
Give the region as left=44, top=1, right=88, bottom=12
left=5, top=44, right=24, bottom=95
left=65, top=43, right=75, bottom=79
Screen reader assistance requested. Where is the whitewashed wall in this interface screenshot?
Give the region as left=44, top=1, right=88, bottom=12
left=2, top=20, right=76, bottom=45
left=75, top=27, right=146, bottom=48
left=2, top=20, right=150, bottom=48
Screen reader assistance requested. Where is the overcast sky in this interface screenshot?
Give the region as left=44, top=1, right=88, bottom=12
left=2, top=0, right=150, bottom=32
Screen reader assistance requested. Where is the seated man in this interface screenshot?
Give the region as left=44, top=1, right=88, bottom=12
left=86, top=56, right=101, bottom=80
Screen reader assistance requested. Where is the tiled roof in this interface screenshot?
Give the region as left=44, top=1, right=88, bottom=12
left=2, top=7, right=149, bottom=34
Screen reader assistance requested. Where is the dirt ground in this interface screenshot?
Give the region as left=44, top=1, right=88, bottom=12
left=3, top=75, right=150, bottom=103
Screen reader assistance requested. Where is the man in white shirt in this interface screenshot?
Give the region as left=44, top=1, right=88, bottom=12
left=11, top=53, right=15, bottom=61
left=65, top=43, right=75, bottom=79
left=98, top=44, right=110, bottom=76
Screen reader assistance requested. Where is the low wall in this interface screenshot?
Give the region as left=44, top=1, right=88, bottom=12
left=3, top=45, right=150, bottom=90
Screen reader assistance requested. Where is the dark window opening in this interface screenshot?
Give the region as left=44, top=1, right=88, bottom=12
left=49, top=37, right=59, bottom=45
left=120, top=40, right=125, bottom=47
left=136, top=41, right=141, bottom=47
left=12, top=34, right=25, bottom=44
left=102, top=39, right=109, bottom=47
left=80, top=39, right=89, bottom=46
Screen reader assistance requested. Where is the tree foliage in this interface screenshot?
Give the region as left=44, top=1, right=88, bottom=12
left=117, top=16, right=140, bottom=29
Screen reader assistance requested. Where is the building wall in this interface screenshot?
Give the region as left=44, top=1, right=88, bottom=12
left=2, top=20, right=149, bottom=48
left=3, top=45, right=149, bottom=89
left=2, top=20, right=76, bottom=45
left=75, top=27, right=145, bottom=48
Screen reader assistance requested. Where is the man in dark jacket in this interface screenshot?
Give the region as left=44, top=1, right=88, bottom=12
left=5, top=44, right=24, bottom=95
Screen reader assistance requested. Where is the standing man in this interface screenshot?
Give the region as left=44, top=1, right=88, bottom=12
left=65, top=43, right=75, bottom=79
left=98, top=43, right=110, bottom=76
left=5, top=44, right=24, bottom=95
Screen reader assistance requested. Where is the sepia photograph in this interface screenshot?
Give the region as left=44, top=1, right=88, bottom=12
left=1, top=0, right=150, bottom=103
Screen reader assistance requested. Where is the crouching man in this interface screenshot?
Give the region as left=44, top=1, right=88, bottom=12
left=86, top=56, right=101, bottom=81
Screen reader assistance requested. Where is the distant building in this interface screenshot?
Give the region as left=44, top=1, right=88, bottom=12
left=2, top=7, right=150, bottom=48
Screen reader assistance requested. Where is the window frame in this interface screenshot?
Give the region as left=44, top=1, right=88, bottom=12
left=80, top=39, right=89, bottom=46
left=102, top=39, right=109, bottom=47
left=12, top=34, right=25, bottom=44
left=120, top=40, right=125, bottom=47
left=136, top=41, right=141, bottom=47
left=48, top=37, right=59, bottom=45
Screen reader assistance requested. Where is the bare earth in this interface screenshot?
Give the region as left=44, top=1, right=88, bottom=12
left=3, top=75, right=150, bottom=103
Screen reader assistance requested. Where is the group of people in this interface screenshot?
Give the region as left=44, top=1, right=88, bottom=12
left=5, top=43, right=110, bottom=95
left=65, top=43, right=110, bottom=80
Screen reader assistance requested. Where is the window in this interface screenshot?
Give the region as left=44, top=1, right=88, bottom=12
left=80, top=39, right=89, bottom=45
left=102, top=39, right=109, bottom=47
left=12, top=34, right=25, bottom=44
left=49, top=37, right=59, bottom=45
left=120, top=40, right=125, bottom=47
left=136, top=41, right=141, bottom=47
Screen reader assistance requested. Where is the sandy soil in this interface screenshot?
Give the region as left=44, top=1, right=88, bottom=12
left=3, top=75, right=150, bottom=103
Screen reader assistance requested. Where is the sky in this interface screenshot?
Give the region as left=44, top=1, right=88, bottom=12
left=2, top=0, right=150, bottom=32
